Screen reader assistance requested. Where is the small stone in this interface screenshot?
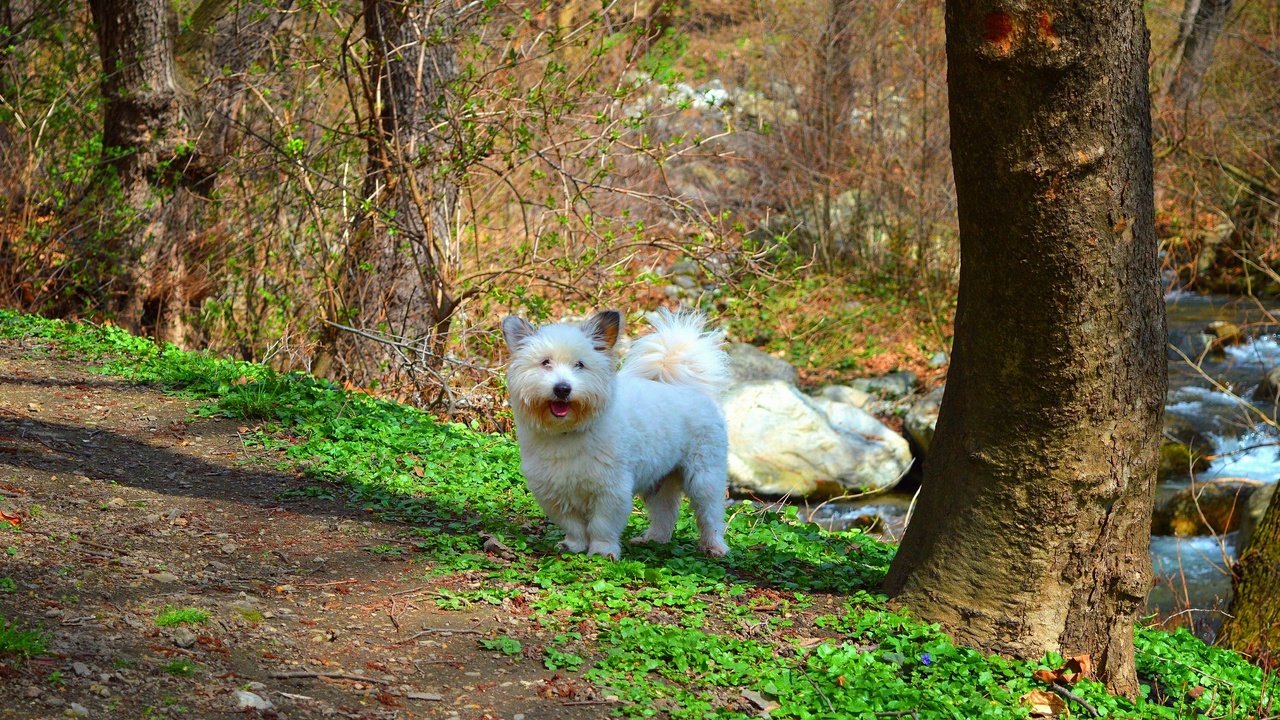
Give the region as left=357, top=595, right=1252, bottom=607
left=68, top=702, right=90, bottom=717
left=233, top=690, right=273, bottom=711
left=220, top=543, right=238, bottom=554
left=23, top=686, right=41, bottom=699
left=43, top=696, right=64, bottom=707
left=172, top=628, right=197, bottom=648
left=44, top=609, right=63, bottom=618
left=71, top=661, right=91, bottom=677
left=149, top=572, right=180, bottom=584
left=245, top=681, right=267, bottom=691
left=106, top=497, right=128, bottom=509
left=407, top=691, right=444, bottom=701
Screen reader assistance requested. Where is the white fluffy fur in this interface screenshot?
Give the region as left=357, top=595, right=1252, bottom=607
left=502, top=309, right=731, bottom=559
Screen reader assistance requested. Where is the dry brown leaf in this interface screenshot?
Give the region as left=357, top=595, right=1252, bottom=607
left=1020, top=689, right=1067, bottom=717
left=741, top=689, right=780, bottom=716
left=1064, top=654, right=1093, bottom=683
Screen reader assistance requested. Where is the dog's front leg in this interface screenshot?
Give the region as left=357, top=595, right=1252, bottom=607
left=534, top=495, right=588, bottom=553
left=585, top=486, right=633, bottom=560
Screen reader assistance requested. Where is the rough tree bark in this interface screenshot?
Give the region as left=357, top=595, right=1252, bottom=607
left=83, top=0, right=289, bottom=345
left=315, top=0, right=461, bottom=390
left=1218, top=485, right=1280, bottom=662
left=1166, top=0, right=1232, bottom=107
left=86, top=0, right=186, bottom=335
left=882, top=0, right=1165, bottom=698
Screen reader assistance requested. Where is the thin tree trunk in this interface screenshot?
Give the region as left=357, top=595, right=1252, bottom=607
left=883, top=0, right=1164, bottom=698
left=1166, top=0, right=1232, bottom=107
left=316, top=0, right=460, bottom=388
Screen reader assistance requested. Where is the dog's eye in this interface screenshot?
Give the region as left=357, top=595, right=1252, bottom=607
left=540, top=359, right=552, bottom=368
left=574, top=360, right=585, bottom=369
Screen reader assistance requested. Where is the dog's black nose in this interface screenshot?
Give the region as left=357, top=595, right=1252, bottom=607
left=552, top=382, right=571, bottom=400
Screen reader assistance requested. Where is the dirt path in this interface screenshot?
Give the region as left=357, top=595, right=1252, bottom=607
left=0, top=338, right=605, bottom=719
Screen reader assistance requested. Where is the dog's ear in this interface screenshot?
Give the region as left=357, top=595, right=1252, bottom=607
left=501, top=316, right=536, bottom=351
left=581, top=310, right=623, bottom=352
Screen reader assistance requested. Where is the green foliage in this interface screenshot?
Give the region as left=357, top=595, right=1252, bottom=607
left=2, top=311, right=1273, bottom=720
left=0, top=617, right=47, bottom=658
left=479, top=635, right=524, bottom=656
left=154, top=606, right=209, bottom=627
left=162, top=658, right=197, bottom=676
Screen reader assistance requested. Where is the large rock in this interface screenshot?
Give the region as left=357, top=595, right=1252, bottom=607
left=1237, top=482, right=1276, bottom=551
left=904, top=385, right=945, bottom=454
left=851, top=371, right=917, bottom=400
left=1158, top=439, right=1211, bottom=479
left=725, top=343, right=798, bottom=385
left=723, top=381, right=912, bottom=497
left=1151, top=478, right=1263, bottom=537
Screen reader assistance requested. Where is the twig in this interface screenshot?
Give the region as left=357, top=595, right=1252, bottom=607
left=395, top=627, right=482, bottom=644
left=561, top=699, right=620, bottom=706
left=269, top=668, right=390, bottom=685
left=1049, top=682, right=1100, bottom=718
left=23, top=528, right=128, bottom=555
left=390, top=584, right=445, bottom=598
left=295, top=578, right=359, bottom=588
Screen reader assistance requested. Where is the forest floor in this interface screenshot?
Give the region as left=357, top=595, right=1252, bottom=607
left=0, top=315, right=1269, bottom=720
left=0, top=337, right=631, bottom=719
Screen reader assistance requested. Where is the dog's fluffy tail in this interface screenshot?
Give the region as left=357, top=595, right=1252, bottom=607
left=621, top=309, right=731, bottom=398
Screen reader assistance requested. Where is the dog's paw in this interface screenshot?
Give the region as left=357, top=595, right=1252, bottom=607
left=557, top=539, right=587, bottom=554
left=587, top=542, right=621, bottom=560
left=699, top=539, right=730, bottom=558
left=629, top=531, right=670, bottom=545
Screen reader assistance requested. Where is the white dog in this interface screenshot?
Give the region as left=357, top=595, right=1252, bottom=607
left=501, top=309, right=731, bottom=559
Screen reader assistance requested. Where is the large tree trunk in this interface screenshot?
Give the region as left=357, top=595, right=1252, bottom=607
left=1165, top=0, right=1232, bottom=107
left=1218, top=483, right=1280, bottom=662
left=86, top=0, right=186, bottom=335
left=882, top=0, right=1165, bottom=698
left=315, top=0, right=461, bottom=389
left=84, top=0, right=289, bottom=344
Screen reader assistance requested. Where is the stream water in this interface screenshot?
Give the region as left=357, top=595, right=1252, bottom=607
left=808, top=292, right=1280, bottom=632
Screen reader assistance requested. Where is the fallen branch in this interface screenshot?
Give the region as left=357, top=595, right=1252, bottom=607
left=269, top=668, right=390, bottom=685
left=395, top=627, right=482, bottom=644
left=1049, top=682, right=1100, bottom=718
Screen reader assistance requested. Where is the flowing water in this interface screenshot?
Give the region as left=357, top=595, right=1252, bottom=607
left=809, top=292, right=1280, bottom=634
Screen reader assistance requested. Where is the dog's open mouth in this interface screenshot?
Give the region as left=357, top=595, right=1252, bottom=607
left=549, top=401, right=572, bottom=418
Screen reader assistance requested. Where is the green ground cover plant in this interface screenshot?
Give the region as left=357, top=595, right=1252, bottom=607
left=154, top=607, right=210, bottom=628
left=1, top=310, right=1274, bottom=719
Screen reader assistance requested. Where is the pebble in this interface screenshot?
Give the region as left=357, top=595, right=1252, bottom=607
left=233, top=690, right=273, bottom=711
left=71, top=661, right=91, bottom=677
left=106, top=497, right=128, bottom=509
left=172, top=628, right=197, bottom=648
left=149, top=572, right=180, bottom=584
left=407, top=692, right=444, bottom=701
left=23, top=686, right=41, bottom=699
left=68, top=702, right=89, bottom=717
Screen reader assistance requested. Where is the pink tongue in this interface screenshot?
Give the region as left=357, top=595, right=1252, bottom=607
left=550, top=401, right=571, bottom=418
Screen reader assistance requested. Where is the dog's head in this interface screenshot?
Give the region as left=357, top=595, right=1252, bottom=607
left=501, top=311, right=622, bottom=432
